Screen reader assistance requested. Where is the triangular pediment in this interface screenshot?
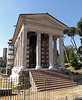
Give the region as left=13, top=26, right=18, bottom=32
left=28, top=18, right=60, bottom=27
left=13, top=13, right=67, bottom=43
left=20, top=13, right=67, bottom=29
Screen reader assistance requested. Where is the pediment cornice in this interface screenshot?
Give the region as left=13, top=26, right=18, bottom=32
left=13, top=13, right=67, bottom=43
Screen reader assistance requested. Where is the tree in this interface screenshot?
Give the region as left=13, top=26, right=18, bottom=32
left=77, top=17, right=82, bottom=61
left=63, top=27, right=80, bottom=60
left=77, top=17, right=82, bottom=37
left=64, top=27, right=78, bottom=50
left=57, top=55, right=60, bottom=66
left=69, top=48, right=79, bottom=69
left=63, top=43, right=69, bottom=63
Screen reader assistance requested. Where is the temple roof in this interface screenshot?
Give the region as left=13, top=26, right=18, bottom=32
left=12, top=13, right=68, bottom=43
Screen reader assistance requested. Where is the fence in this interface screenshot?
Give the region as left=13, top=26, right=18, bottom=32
left=0, top=75, right=82, bottom=100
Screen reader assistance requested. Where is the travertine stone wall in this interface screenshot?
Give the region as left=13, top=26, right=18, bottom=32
left=41, top=34, right=49, bottom=68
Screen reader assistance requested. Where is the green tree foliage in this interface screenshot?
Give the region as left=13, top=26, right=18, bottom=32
left=57, top=45, right=82, bottom=70
left=64, top=55, right=68, bottom=63
left=77, top=17, right=82, bottom=37
left=57, top=55, right=60, bottom=66
left=64, top=27, right=80, bottom=60
left=64, top=27, right=77, bottom=37
left=69, top=49, right=78, bottom=67
left=77, top=17, right=82, bottom=61
left=0, top=68, right=6, bottom=73
left=66, top=46, right=81, bottom=70
left=63, top=27, right=78, bottom=49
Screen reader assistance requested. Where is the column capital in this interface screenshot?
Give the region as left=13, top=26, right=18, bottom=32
left=23, top=28, right=28, bottom=33
left=36, top=31, right=42, bottom=34
left=22, top=25, right=30, bottom=33
left=48, top=33, right=54, bottom=36
left=59, top=34, right=64, bottom=38
left=53, top=37, right=57, bottom=41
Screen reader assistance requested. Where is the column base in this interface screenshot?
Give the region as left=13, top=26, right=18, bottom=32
left=21, top=66, right=26, bottom=69
left=60, top=66, right=66, bottom=70
left=35, top=66, right=42, bottom=69
left=49, top=66, right=54, bottom=69
left=54, top=65, right=59, bottom=69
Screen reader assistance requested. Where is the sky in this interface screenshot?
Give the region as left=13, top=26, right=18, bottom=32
left=0, top=0, right=82, bottom=57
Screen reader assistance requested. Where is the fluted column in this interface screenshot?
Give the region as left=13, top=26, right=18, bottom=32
left=35, top=33, right=42, bottom=69
left=20, top=36, right=22, bottom=66
left=21, top=27, right=27, bottom=69
left=49, top=34, right=54, bottom=69
left=53, top=40, right=57, bottom=68
left=18, top=39, right=20, bottom=66
left=59, top=35, right=66, bottom=69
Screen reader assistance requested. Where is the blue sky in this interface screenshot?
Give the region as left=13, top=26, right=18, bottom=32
left=0, top=0, right=82, bottom=57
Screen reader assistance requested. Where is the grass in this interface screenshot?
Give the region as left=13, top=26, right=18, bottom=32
left=67, top=66, right=82, bottom=74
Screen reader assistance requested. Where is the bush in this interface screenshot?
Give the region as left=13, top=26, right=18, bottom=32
left=57, top=55, right=60, bottom=66
left=74, top=62, right=82, bottom=70
left=65, top=63, right=70, bottom=68
left=0, top=68, right=6, bottom=73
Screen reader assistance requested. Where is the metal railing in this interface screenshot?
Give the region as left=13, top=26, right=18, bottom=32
left=0, top=75, right=82, bottom=100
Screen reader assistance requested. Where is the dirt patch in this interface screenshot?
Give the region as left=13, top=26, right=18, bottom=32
left=0, top=85, right=82, bottom=100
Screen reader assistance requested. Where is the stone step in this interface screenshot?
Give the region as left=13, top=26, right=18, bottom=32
left=30, top=70, right=76, bottom=92
left=31, top=71, right=67, bottom=76
left=38, top=84, right=77, bottom=92
left=31, top=72, right=68, bottom=76
left=37, top=83, right=76, bottom=89
left=34, top=80, right=74, bottom=85
left=32, top=76, right=71, bottom=80
left=36, top=83, right=76, bottom=89
left=31, top=70, right=65, bottom=73
left=33, top=77, right=72, bottom=82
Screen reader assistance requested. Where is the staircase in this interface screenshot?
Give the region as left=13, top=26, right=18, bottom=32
left=30, top=70, right=77, bottom=92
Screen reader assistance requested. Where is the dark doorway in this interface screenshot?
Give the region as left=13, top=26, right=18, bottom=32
left=29, top=35, right=36, bottom=68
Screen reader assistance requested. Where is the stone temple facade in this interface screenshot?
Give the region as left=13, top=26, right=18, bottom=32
left=7, top=13, right=67, bottom=79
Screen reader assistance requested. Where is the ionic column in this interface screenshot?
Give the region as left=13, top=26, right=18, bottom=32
left=18, top=39, right=20, bottom=67
left=59, top=35, right=66, bottom=69
left=35, top=33, right=42, bottom=69
left=49, top=34, right=54, bottom=69
left=21, top=27, right=27, bottom=69
left=20, top=36, right=22, bottom=66
left=17, top=52, right=19, bottom=67
left=53, top=39, right=57, bottom=68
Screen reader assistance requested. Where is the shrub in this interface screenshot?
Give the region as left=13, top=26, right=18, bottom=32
left=65, top=63, right=70, bottom=68
left=0, top=68, right=6, bottom=73
left=74, top=62, right=82, bottom=70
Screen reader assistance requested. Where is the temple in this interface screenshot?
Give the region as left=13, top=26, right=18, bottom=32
left=7, top=13, right=69, bottom=83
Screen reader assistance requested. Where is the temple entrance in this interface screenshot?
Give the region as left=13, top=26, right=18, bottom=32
left=29, top=35, right=36, bottom=68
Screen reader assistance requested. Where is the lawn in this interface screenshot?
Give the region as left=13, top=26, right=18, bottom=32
left=67, top=67, right=82, bottom=74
